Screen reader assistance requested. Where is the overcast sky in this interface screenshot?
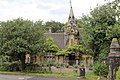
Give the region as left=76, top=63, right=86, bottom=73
left=0, top=0, right=113, bottom=23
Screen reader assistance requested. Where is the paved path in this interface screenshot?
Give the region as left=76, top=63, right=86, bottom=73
left=27, top=76, right=90, bottom=80
left=0, top=74, right=90, bottom=80
left=0, top=74, right=32, bottom=80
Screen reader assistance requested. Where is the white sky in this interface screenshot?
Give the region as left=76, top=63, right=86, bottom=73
left=0, top=0, right=114, bottom=23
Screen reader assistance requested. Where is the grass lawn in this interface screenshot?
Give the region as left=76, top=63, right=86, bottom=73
left=0, top=71, right=98, bottom=80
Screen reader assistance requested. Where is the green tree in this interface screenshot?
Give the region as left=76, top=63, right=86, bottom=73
left=44, top=20, right=65, bottom=33
left=0, top=18, right=46, bottom=71
left=93, top=62, right=108, bottom=77
left=45, top=38, right=59, bottom=71
left=66, top=45, right=84, bottom=56
left=45, top=38, right=59, bottom=53
left=66, top=45, right=78, bottom=55
left=77, top=19, right=94, bottom=55
left=78, top=0, right=120, bottom=60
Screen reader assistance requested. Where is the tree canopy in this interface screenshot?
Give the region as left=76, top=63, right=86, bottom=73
left=44, top=20, right=65, bottom=33
left=0, top=18, right=46, bottom=70
left=78, top=0, right=120, bottom=61
left=45, top=38, right=59, bottom=53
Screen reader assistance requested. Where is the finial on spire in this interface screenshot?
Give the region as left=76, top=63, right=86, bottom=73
left=70, top=0, right=72, bottom=8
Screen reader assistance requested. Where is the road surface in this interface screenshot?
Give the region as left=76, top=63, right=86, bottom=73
left=0, top=74, right=32, bottom=80
left=0, top=74, right=90, bottom=80
left=27, top=76, right=90, bottom=80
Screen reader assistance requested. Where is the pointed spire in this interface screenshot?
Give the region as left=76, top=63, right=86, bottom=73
left=68, top=0, right=75, bottom=23
left=70, top=0, right=72, bottom=8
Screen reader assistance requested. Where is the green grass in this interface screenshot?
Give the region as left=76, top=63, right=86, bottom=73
left=85, top=74, right=98, bottom=80
left=0, top=71, right=98, bottom=79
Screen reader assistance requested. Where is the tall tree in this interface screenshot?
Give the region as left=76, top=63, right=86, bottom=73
left=78, top=0, right=120, bottom=60
left=0, top=18, right=46, bottom=70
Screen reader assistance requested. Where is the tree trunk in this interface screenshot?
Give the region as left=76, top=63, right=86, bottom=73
left=20, top=53, right=26, bottom=71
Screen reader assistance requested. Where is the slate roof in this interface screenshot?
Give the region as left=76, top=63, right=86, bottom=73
left=44, top=33, right=67, bottom=50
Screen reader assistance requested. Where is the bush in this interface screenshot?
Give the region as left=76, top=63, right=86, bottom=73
left=0, top=61, right=21, bottom=71
left=54, top=62, right=61, bottom=68
left=93, top=62, right=108, bottom=77
left=42, top=62, right=54, bottom=67
left=0, top=62, right=11, bottom=71
left=25, top=63, right=40, bottom=71
left=9, top=61, right=22, bottom=71
left=116, top=67, right=120, bottom=80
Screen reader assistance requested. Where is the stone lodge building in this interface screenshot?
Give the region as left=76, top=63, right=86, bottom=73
left=26, top=1, right=93, bottom=67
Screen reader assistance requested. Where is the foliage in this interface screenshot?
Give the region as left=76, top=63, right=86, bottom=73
left=53, top=62, right=61, bottom=68
left=25, top=63, right=40, bottom=71
left=0, top=61, right=21, bottom=71
left=78, top=0, right=120, bottom=60
left=116, top=67, right=120, bottom=80
left=66, top=45, right=78, bottom=55
left=98, top=43, right=109, bottom=61
left=45, top=38, right=59, bottom=53
left=93, top=62, right=108, bottom=77
left=44, top=20, right=65, bottom=33
left=0, top=55, right=11, bottom=71
left=78, top=20, right=94, bottom=55
left=0, top=18, right=46, bottom=71
left=66, top=44, right=84, bottom=55
left=56, top=50, right=66, bottom=56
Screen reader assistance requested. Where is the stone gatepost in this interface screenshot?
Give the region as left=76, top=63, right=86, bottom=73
left=108, top=38, right=120, bottom=80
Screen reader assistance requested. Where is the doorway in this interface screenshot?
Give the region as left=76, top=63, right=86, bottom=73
left=68, top=54, right=75, bottom=65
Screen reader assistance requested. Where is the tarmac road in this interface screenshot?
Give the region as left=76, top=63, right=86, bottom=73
left=27, top=76, right=90, bottom=80
left=0, top=74, right=32, bottom=80
left=0, top=74, right=90, bottom=80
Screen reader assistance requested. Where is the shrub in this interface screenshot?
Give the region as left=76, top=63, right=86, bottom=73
left=93, top=62, right=108, bottom=77
left=0, top=61, right=22, bottom=71
left=0, top=62, right=11, bottom=71
left=9, top=61, right=22, bottom=71
left=54, top=62, right=61, bottom=68
left=116, top=67, right=120, bottom=80
left=25, top=63, right=40, bottom=71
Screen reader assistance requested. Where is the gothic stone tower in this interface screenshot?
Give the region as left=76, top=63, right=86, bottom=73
left=66, top=0, right=79, bottom=65
left=66, top=0, right=78, bottom=46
